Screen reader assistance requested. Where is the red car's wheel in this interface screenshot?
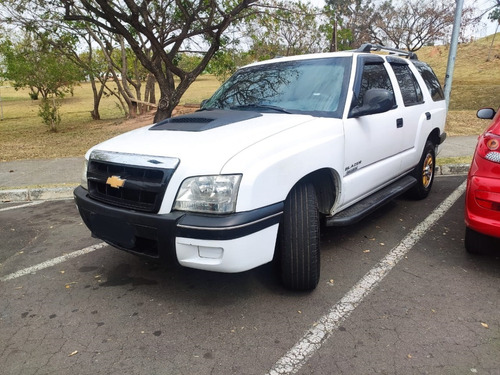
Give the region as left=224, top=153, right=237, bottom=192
left=465, top=227, right=495, bottom=254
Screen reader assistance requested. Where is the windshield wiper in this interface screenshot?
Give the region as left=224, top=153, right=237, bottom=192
left=230, top=104, right=291, bottom=114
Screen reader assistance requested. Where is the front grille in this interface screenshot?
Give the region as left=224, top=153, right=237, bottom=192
left=87, top=159, right=175, bottom=213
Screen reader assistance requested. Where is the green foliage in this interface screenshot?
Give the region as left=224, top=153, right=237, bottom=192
left=38, top=96, right=61, bottom=132
left=206, top=50, right=255, bottom=82
left=489, top=7, right=500, bottom=23
left=208, top=51, right=237, bottom=82
left=319, top=6, right=354, bottom=51
left=245, top=0, right=327, bottom=59
left=176, top=54, right=204, bottom=73
left=0, top=32, right=84, bottom=99
left=0, top=31, right=84, bottom=130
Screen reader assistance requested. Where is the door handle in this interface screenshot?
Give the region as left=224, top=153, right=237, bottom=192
left=397, top=118, right=403, bottom=128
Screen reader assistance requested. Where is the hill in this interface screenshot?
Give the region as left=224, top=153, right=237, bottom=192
left=419, top=33, right=500, bottom=111
left=418, top=34, right=500, bottom=138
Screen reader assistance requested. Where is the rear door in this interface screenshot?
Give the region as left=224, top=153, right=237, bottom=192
left=387, top=57, right=428, bottom=172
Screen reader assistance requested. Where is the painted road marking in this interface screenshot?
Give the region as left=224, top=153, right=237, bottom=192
left=0, top=201, right=45, bottom=212
left=0, top=242, right=107, bottom=282
left=267, top=180, right=467, bottom=375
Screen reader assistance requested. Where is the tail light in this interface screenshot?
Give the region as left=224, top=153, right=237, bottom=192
left=477, top=132, right=500, bottom=164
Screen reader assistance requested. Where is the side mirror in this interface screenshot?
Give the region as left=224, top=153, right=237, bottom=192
left=477, top=108, right=496, bottom=120
left=349, top=88, right=394, bottom=118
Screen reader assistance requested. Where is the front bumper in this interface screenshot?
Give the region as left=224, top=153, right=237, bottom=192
left=74, top=186, right=283, bottom=272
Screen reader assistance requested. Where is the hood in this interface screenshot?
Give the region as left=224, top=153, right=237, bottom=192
left=87, top=110, right=315, bottom=173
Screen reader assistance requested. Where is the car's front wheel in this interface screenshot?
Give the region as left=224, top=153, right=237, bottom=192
left=278, top=181, right=320, bottom=291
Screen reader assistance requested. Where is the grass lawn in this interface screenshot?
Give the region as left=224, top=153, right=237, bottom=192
left=0, top=76, right=219, bottom=161
left=1, top=34, right=499, bottom=162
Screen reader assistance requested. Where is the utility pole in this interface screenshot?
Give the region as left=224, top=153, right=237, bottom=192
left=444, top=0, right=465, bottom=109
left=330, top=19, right=338, bottom=52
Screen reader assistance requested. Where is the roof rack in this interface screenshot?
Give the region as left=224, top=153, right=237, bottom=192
left=355, top=43, right=418, bottom=60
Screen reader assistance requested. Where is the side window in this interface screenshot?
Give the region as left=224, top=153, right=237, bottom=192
left=357, top=63, right=395, bottom=107
left=413, top=61, right=445, bottom=101
left=390, top=63, right=424, bottom=106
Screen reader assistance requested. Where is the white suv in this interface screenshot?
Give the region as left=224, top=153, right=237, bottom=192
left=74, top=44, right=447, bottom=290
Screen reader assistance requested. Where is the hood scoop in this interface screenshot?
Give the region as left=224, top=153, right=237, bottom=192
left=150, top=109, right=262, bottom=132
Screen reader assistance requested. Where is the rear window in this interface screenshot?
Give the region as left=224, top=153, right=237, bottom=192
left=412, top=61, right=445, bottom=101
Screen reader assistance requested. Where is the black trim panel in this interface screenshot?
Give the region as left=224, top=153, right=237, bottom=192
left=326, top=175, right=417, bottom=226
left=74, top=186, right=283, bottom=260
left=176, top=203, right=283, bottom=240
left=439, top=131, right=447, bottom=145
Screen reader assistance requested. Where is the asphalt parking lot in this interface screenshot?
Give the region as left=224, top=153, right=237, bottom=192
left=1, top=175, right=499, bottom=375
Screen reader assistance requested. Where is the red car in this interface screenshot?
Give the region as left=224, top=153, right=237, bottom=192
left=464, top=107, right=500, bottom=253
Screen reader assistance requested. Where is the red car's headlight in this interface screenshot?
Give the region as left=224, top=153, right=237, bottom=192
left=477, top=132, right=500, bottom=163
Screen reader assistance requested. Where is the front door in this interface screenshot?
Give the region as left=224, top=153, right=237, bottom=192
left=341, top=56, right=405, bottom=207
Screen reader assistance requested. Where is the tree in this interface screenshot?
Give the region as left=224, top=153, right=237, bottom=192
left=60, top=0, right=259, bottom=122
left=207, top=49, right=253, bottom=82
left=244, top=0, right=326, bottom=60
left=0, top=32, right=84, bottom=131
left=368, top=0, right=479, bottom=51
left=0, top=33, right=83, bottom=100
left=325, top=0, right=377, bottom=50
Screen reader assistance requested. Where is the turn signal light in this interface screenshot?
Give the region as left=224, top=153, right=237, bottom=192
left=486, top=138, right=499, bottom=150
left=477, top=132, right=500, bottom=164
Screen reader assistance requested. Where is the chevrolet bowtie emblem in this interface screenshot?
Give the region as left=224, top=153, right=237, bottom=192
left=106, top=175, right=126, bottom=189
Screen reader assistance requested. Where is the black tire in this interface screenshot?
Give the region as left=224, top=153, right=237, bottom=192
left=464, top=227, right=493, bottom=254
left=408, top=140, right=436, bottom=200
left=278, top=182, right=320, bottom=291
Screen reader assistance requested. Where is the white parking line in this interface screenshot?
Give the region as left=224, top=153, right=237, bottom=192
left=0, top=201, right=46, bottom=212
left=0, top=242, right=107, bottom=282
left=267, top=180, right=467, bottom=375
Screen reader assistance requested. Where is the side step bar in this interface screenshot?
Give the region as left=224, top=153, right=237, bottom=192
left=326, top=175, right=417, bottom=227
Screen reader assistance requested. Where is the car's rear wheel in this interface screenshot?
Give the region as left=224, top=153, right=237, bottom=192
left=278, top=181, right=320, bottom=291
left=408, top=140, right=435, bottom=200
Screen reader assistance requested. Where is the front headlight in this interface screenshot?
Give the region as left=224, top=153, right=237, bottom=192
left=173, top=174, right=242, bottom=214
left=81, top=159, right=89, bottom=190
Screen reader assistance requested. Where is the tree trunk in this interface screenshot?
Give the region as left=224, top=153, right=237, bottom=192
left=89, top=76, right=101, bottom=120
left=154, top=95, right=176, bottom=122
left=144, top=73, right=156, bottom=113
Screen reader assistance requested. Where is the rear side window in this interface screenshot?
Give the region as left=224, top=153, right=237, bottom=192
left=390, top=64, right=424, bottom=106
left=413, top=61, right=445, bottom=101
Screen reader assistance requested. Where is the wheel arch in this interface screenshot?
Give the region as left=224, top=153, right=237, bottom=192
left=295, top=168, right=340, bottom=216
left=427, top=127, right=441, bottom=147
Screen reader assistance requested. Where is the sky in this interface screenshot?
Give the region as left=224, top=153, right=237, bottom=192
left=307, top=0, right=499, bottom=37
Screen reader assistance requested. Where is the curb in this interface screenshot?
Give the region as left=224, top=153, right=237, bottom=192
left=0, top=164, right=471, bottom=203
left=0, top=186, right=77, bottom=203
left=435, top=163, right=470, bottom=176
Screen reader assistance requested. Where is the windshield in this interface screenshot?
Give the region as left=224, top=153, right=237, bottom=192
left=202, top=57, right=352, bottom=118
